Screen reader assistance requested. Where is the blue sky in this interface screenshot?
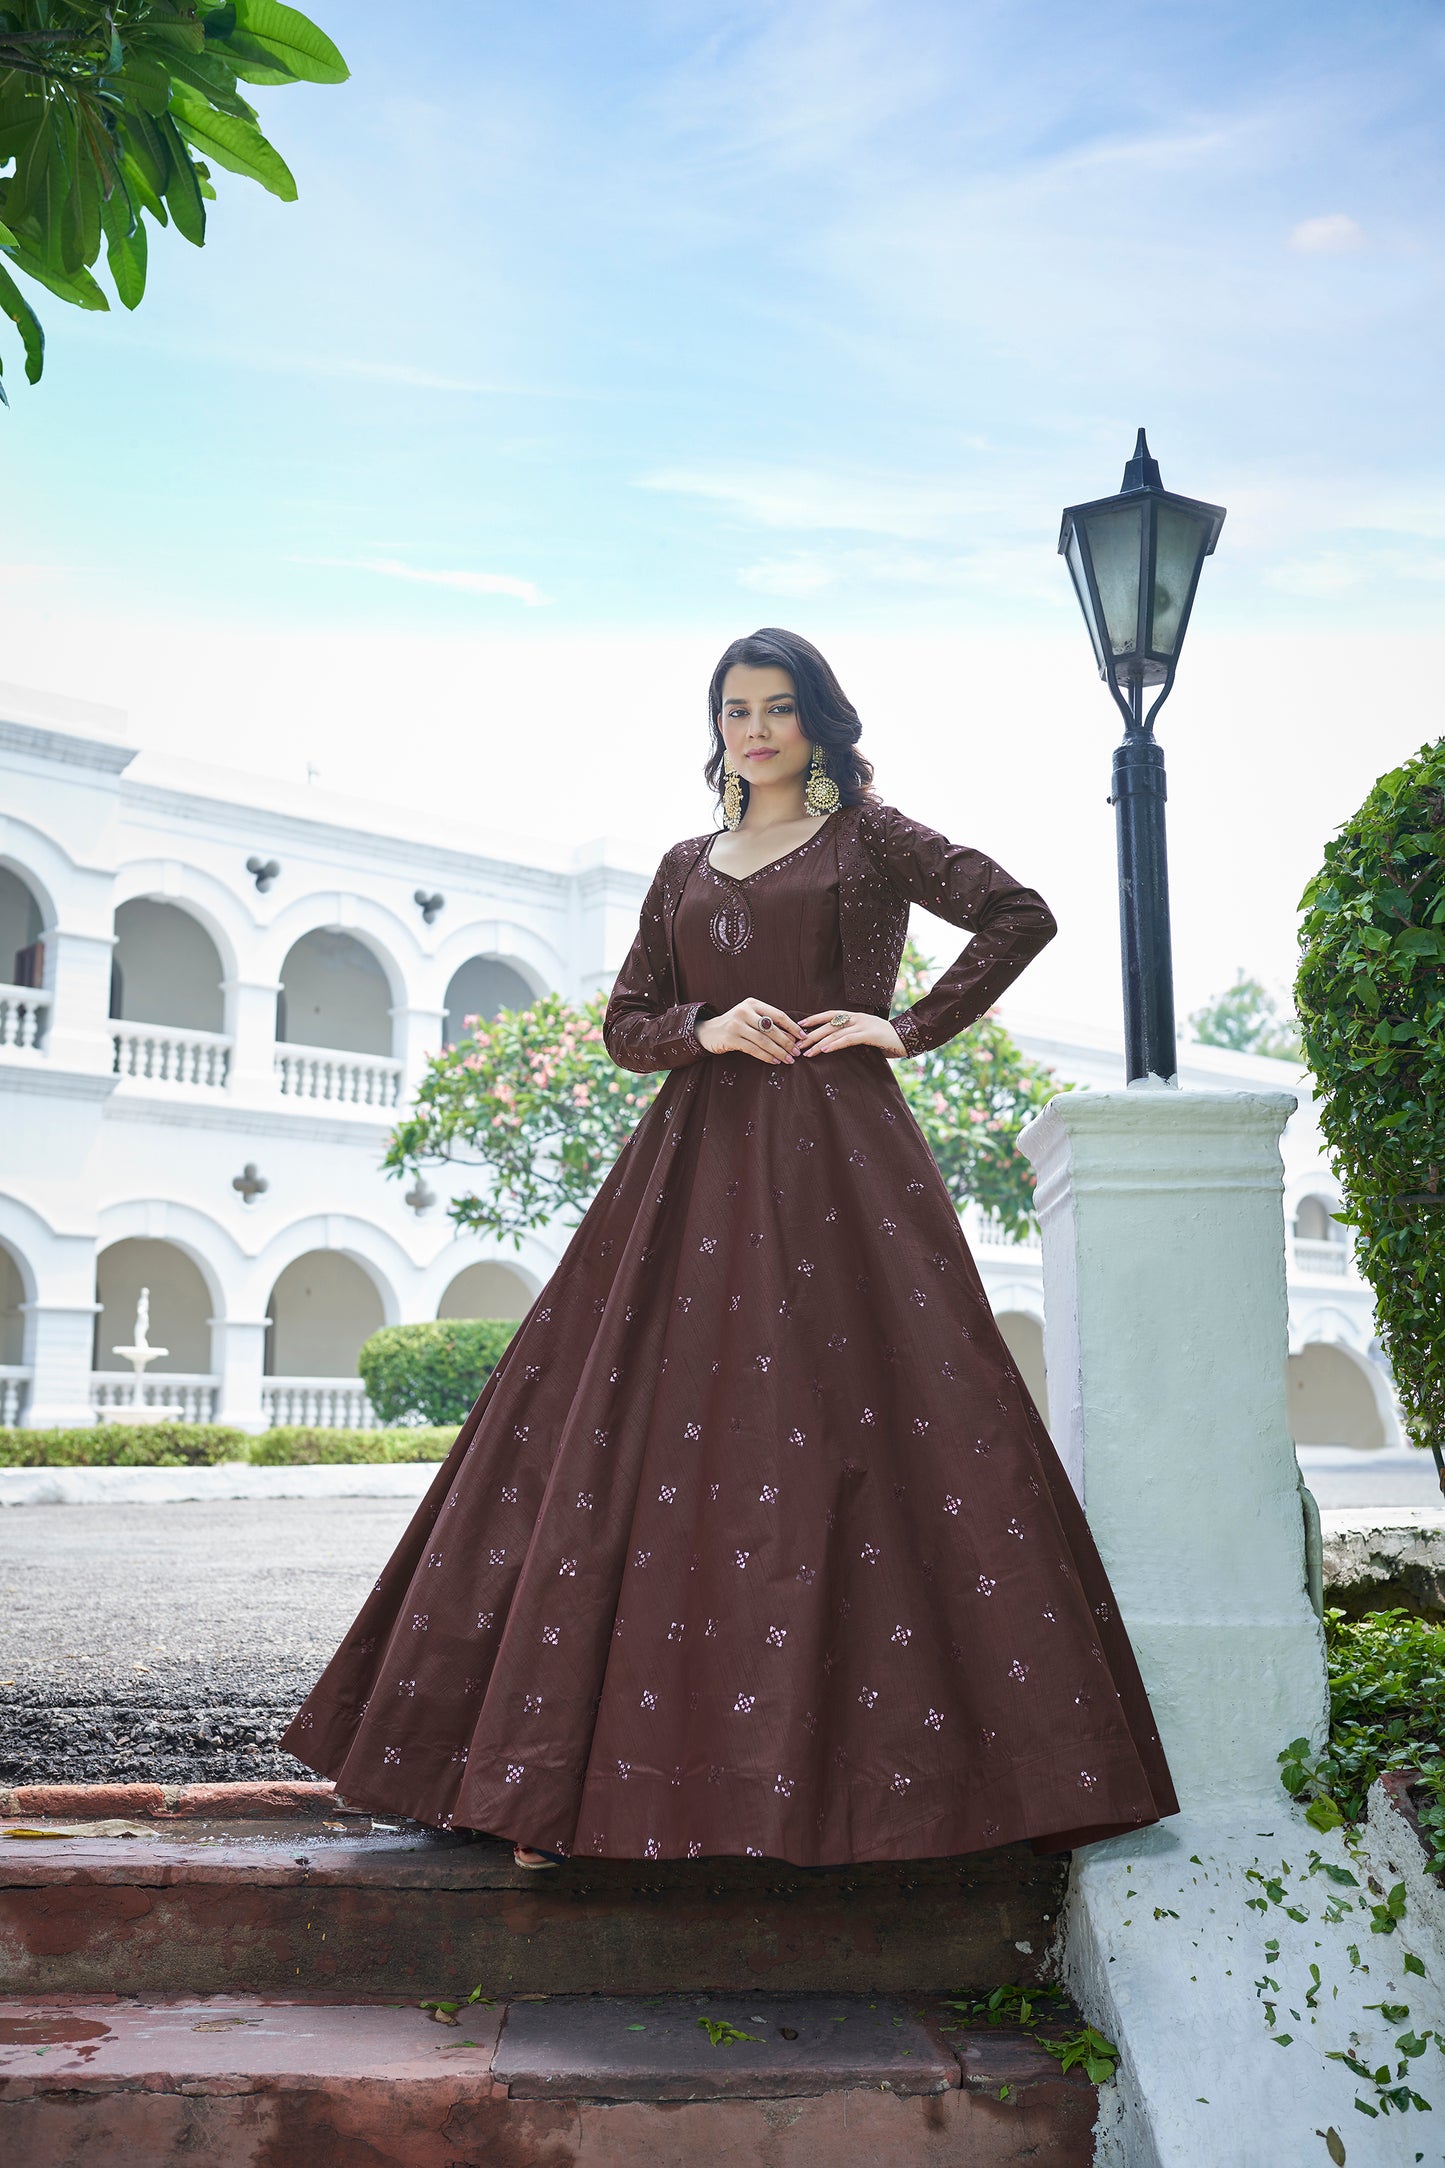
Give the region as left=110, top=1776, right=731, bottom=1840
left=3, top=0, right=1443, bottom=1026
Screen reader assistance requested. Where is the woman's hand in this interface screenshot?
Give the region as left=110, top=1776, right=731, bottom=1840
left=696, top=999, right=806, bottom=1064
left=798, top=1008, right=905, bottom=1058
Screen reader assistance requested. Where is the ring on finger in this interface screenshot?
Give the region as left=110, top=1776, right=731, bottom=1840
left=831, top=1012, right=848, bottom=1029
left=757, top=1015, right=773, bottom=1032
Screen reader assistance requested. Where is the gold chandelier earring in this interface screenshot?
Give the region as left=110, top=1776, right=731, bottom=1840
left=804, top=742, right=841, bottom=818
left=721, top=759, right=744, bottom=831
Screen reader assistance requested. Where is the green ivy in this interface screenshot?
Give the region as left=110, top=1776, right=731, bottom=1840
left=1279, top=1607, right=1445, bottom=1876
left=1295, top=738, right=1445, bottom=1455
left=356, top=1320, right=518, bottom=1428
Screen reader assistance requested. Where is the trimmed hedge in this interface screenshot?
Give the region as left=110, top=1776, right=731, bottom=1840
left=0, top=1423, right=456, bottom=1468
left=357, top=1319, right=517, bottom=1427
left=248, top=1426, right=454, bottom=1464
left=0, top=1423, right=250, bottom=1467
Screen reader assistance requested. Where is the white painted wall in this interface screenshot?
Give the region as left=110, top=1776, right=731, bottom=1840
left=266, top=1250, right=385, bottom=1376
left=111, top=899, right=224, bottom=1031
left=94, top=1238, right=213, bottom=1373
left=437, top=1260, right=532, bottom=1320
left=277, top=928, right=393, bottom=1054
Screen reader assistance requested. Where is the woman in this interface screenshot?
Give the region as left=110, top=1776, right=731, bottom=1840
left=282, top=628, right=1177, bottom=1869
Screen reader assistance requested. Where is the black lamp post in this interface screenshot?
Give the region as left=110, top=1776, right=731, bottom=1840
left=1058, top=430, right=1226, bottom=1085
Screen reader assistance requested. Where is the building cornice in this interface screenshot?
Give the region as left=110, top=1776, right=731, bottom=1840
left=0, top=1060, right=117, bottom=1104
left=117, top=780, right=580, bottom=903
left=100, top=1092, right=395, bottom=1149
left=0, top=717, right=137, bottom=778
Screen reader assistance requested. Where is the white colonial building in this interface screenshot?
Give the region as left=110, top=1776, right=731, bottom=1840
left=0, top=685, right=1396, bottom=1449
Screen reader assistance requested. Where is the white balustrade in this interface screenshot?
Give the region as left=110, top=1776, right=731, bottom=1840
left=1291, top=1235, right=1353, bottom=1278
left=112, top=1022, right=232, bottom=1088
left=262, top=1378, right=378, bottom=1429
left=0, top=1367, right=32, bottom=1426
left=0, top=983, right=51, bottom=1052
left=90, top=1372, right=221, bottom=1423
left=966, top=1206, right=1043, bottom=1255
left=274, top=1044, right=403, bottom=1108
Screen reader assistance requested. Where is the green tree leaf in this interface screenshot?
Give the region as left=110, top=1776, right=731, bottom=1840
left=168, top=81, right=296, bottom=199
left=0, top=0, right=346, bottom=396
left=0, top=256, right=45, bottom=380
left=232, top=0, right=350, bottom=84
left=100, top=187, right=147, bottom=307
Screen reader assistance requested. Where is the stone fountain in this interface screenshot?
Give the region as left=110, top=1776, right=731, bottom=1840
left=109, top=1287, right=170, bottom=1424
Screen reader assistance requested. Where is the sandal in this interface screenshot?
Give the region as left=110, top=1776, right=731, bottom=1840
left=512, top=1844, right=564, bottom=1870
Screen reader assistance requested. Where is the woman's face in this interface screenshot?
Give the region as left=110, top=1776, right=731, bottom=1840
left=717, top=663, right=811, bottom=798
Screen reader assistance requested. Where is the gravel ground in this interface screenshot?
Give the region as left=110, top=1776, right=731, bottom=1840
left=0, top=1497, right=415, bottom=1786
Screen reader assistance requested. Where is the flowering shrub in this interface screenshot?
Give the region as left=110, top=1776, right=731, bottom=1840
left=385, top=991, right=663, bottom=1244
left=386, top=943, right=1059, bottom=1243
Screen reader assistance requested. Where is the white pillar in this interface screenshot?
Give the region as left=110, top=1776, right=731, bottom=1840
left=21, top=1301, right=100, bottom=1428
left=211, top=1316, right=268, bottom=1433
left=392, top=1003, right=446, bottom=1092
left=1018, top=1088, right=1327, bottom=1808
left=42, top=929, right=115, bottom=1075
left=225, top=977, right=282, bottom=1098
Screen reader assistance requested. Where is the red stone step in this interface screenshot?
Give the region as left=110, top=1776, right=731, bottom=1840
left=0, top=1992, right=1099, bottom=2166
left=0, top=1814, right=1065, bottom=2001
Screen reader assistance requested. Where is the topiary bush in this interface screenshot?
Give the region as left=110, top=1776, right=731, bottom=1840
left=1296, top=738, right=1445, bottom=1457
left=0, top=1423, right=252, bottom=1467
left=357, top=1320, right=518, bottom=1428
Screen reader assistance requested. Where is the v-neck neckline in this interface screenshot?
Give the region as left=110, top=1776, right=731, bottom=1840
left=705, top=812, right=837, bottom=887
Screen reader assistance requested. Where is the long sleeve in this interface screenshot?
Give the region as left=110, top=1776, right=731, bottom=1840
left=602, top=861, right=713, bottom=1074
left=861, top=804, right=1058, bottom=1057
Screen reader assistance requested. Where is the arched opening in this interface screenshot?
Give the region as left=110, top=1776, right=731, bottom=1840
left=1294, top=1194, right=1346, bottom=1246
left=438, top=1262, right=532, bottom=1322
left=0, top=1241, right=27, bottom=1366
left=110, top=900, right=224, bottom=1031
left=1287, top=1343, right=1386, bottom=1450
left=443, top=956, right=536, bottom=1044
left=266, top=1251, right=385, bottom=1376
left=0, top=865, right=44, bottom=988
left=996, top=1311, right=1048, bottom=1427
left=277, top=931, right=393, bottom=1055
left=94, top=1239, right=214, bottom=1374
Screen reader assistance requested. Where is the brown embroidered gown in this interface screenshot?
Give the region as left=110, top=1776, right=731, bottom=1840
left=283, top=807, right=1177, bottom=1863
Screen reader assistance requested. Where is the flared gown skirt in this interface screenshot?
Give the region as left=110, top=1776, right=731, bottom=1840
left=283, top=823, right=1177, bottom=1862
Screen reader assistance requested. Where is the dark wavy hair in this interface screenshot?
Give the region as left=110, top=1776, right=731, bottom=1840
left=703, top=627, right=876, bottom=825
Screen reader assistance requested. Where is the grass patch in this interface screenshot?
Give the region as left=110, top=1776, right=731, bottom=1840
left=0, top=1423, right=456, bottom=1467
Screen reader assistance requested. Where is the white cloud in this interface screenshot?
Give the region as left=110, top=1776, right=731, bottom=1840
left=292, top=557, right=551, bottom=607
left=1263, top=554, right=1362, bottom=599
left=1287, top=213, right=1365, bottom=254
left=639, top=464, right=973, bottom=540
left=737, top=555, right=837, bottom=597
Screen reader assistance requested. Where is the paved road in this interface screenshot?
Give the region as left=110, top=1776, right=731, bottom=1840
left=1297, top=1447, right=1443, bottom=1512
left=0, top=1498, right=415, bottom=1787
